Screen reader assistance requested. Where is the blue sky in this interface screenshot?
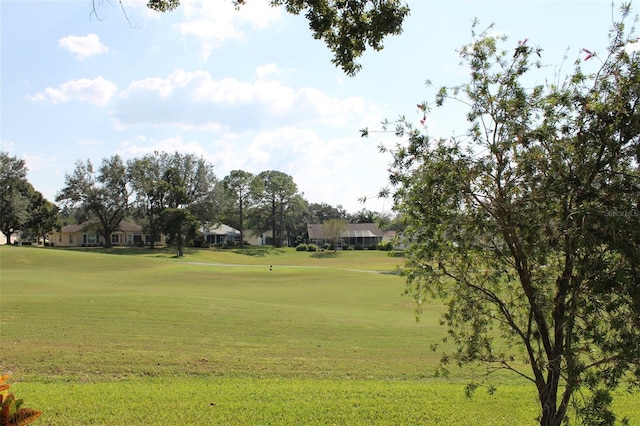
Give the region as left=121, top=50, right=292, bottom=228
left=1, top=0, right=616, bottom=213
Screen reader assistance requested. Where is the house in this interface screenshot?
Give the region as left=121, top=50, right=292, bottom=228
left=307, top=223, right=384, bottom=248
left=48, top=220, right=148, bottom=247
left=202, top=224, right=241, bottom=245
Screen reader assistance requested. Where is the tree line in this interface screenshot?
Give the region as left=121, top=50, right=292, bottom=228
left=0, top=151, right=399, bottom=251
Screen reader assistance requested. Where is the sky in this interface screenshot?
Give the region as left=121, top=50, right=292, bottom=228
left=0, top=0, right=618, bottom=214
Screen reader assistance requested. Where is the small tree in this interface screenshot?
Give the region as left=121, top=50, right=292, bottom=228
left=371, top=10, right=640, bottom=426
left=322, top=219, right=348, bottom=252
left=22, top=190, right=60, bottom=244
left=160, top=208, right=198, bottom=257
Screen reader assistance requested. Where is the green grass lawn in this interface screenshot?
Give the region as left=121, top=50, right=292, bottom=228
left=1, top=246, right=638, bottom=425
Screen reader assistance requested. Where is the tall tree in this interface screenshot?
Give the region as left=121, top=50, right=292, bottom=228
left=222, top=170, right=255, bottom=248
left=128, top=152, right=219, bottom=250
left=144, top=0, right=410, bottom=76
left=373, top=13, right=640, bottom=426
left=283, top=193, right=310, bottom=247
left=128, top=153, right=169, bottom=249
left=308, top=202, right=347, bottom=223
left=0, top=152, right=31, bottom=244
left=348, top=208, right=379, bottom=223
left=252, top=170, right=298, bottom=247
left=56, top=156, right=129, bottom=248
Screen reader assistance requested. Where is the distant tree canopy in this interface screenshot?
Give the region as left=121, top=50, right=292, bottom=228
left=145, top=0, right=410, bottom=76
left=56, top=155, right=129, bottom=248
left=0, top=152, right=59, bottom=244
left=15, top=147, right=394, bottom=250
left=127, top=152, right=218, bottom=253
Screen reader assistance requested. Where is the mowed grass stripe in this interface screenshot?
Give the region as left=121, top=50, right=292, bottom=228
left=14, top=378, right=542, bottom=425
left=1, top=246, right=444, bottom=381
left=2, top=246, right=638, bottom=424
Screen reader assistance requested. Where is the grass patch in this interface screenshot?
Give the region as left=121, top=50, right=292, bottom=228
left=14, top=378, right=542, bottom=425
left=1, top=245, right=638, bottom=424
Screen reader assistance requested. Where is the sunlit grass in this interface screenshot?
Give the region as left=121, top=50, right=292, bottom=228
left=1, top=245, right=638, bottom=424
left=14, top=378, right=542, bottom=425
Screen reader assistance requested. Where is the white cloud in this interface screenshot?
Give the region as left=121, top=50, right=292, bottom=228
left=79, top=138, right=106, bottom=147
left=27, top=77, right=117, bottom=107
left=118, top=135, right=209, bottom=159
left=256, top=63, right=280, bottom=79
left=173, top=0, right=281, bottom=60
left=624, top=40, right=640, bottom=55
left=111, top=69, right=376, bottom=130
left=241, top=127, right=391, bottom=211
left=0, top=139, right=17, bottom=152
left=58, top=34, right=109, bottom=60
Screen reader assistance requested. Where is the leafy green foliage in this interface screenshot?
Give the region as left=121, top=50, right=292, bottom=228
left=222, top=170, right=256, bottom=248
left=144, top=0, right=409, bottom=76
left=56, top=156, right=129, bottom=248
left=128, top=152, right=219, bottom=251
left=160, top=207, right=198, bottom=256
left=377, top=9, right=640, bottom=426
left=0, top=375, right=41, bottom=426
left=0, top=153, right=58, bottom=245
left=377, top=241, right=393, bottom=251
left=251, top=170, right=299, bottom=248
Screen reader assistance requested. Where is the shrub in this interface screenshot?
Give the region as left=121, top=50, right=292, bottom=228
left=306, top=243, right=318, bottom=252
left=377, top=241, right=394, bottom=251
left=296, top=244, right=307, bottom=251
left=0, top=374, right=42, bottom=425
left=354, top=244, right=364, bottom=250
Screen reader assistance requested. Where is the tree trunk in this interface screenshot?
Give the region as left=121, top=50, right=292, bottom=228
left=148, top=213, right=155, bottom=249
left=271, top=199, right=278, bottom=247
left=239, top=199, right=244, bottom=248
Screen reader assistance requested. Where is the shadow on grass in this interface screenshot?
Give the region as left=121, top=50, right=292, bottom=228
left=310, top=251, right=339, bottom=259
left=230, top=246, right=285, bottom=257
left=57, top=246, right=178, bottom=256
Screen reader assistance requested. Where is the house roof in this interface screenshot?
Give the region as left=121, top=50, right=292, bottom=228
left=307, top=223, right=383, bottom=240
left=204, top=223, right=240, bottom=236
left=59, top=220, right=142, bottom=234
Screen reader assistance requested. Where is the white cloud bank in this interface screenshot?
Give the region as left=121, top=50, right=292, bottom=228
left=27, top=77, right=117, bottom=107
left=624, top=40, right=640, bottom=55
left=111, top=68, right=374, bottom=130
left=58, top=34, right=109, bottom=60
left=174, top=0, right=282, bottom=60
